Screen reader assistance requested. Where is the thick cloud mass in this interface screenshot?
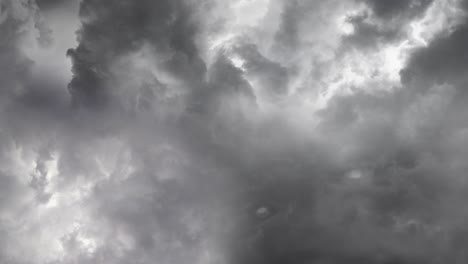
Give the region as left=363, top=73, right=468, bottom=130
left=2, top=0, right=468, bottom=263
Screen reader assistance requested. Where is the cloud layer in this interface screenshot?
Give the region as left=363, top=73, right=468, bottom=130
left=2, top=0, right=468, bottom=263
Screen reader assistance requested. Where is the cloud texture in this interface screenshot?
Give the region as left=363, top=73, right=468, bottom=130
left=2, top=0, right=468, bottom=263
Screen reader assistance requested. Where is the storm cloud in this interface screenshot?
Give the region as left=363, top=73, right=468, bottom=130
left=2, top=0, right=468, bottom=263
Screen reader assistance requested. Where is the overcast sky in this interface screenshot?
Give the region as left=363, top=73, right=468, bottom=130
left=2, top=0, right=468, bottom=263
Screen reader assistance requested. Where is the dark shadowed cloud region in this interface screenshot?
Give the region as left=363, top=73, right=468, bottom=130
left=1, top=0, right=468, bottom=263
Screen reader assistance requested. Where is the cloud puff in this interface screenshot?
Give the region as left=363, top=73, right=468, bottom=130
left=2, top=0, right=468, bottom=263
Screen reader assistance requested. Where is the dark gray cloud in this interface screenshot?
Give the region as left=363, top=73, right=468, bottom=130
left=364, top=0, right=433, bottom=19
left=67, top=0, right=205, bottom=109
left=2, top=0, right=468, bottom=263
left=37, top=0, right=65, bottom=10
left=402, top=23, right=468, bottom=86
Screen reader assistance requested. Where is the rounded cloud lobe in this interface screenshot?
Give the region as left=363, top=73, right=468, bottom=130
left=2, top=0, right=468, bottom=263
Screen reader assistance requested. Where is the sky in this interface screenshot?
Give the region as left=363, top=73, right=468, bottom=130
left=1, top=0, right=468, bottom=263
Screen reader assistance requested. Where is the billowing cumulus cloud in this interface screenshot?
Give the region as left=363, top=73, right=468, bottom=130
left=2, top=0, right=468, bottom=263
